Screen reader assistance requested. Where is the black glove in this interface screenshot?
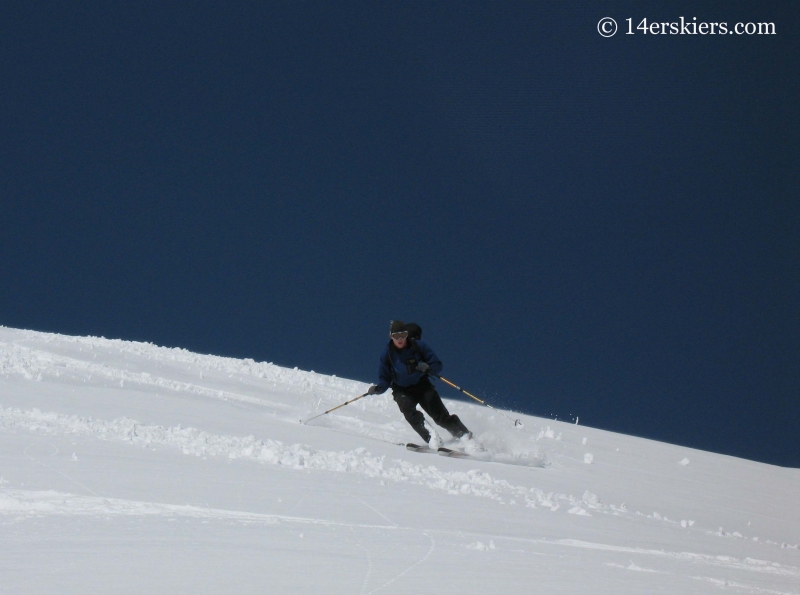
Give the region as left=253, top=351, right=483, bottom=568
left=367, top=385, right=382, bottom=395
left=416, top=362, right=431, bottom=375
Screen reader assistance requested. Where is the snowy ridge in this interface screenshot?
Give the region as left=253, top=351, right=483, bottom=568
left=1, top=326, right=799, bottom=594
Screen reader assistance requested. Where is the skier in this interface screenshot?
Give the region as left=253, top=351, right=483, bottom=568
left=368, top=320, right=471, bottom=447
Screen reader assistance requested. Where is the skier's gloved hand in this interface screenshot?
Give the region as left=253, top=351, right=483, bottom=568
left=367, top=385, right=382, bottom=395
left=416, top=362, right=431, bottom=375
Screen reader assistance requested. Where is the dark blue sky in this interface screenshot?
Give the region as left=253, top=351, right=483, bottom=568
left=2, top=2, right=798, bottom=466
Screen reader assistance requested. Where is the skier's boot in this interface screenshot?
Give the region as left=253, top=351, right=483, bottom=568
left=428, top=434, right=444, bottom=449
left=412, top=421, right=431, bottom=445
left=447, top=415, right=471, bottom=439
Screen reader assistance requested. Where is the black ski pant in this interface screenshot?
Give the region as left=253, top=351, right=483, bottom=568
left=392, top=379, right=470, bottom=443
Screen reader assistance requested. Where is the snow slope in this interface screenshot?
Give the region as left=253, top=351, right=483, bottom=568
left=1, top=326, right=798, bottom=594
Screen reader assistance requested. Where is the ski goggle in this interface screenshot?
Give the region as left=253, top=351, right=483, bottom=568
left=391, top=331, right=409, bottom=340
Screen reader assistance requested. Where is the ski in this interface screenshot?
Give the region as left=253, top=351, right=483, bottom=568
left=438, top=447, right=470, bottom=458
left=407, top=443, right=472, bottom=458
left=406, top=443, right=438, bottom=453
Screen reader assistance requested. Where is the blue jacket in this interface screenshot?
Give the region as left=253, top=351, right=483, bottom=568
left=376, top=339, right=443, bottom=392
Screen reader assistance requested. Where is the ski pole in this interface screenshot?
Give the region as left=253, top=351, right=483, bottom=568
left=433, top=375, right=523, bottom=427
left=300, top=392, right=369, bottom=424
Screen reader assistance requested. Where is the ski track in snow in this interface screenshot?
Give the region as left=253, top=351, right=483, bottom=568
left=0, top=330, right=355, bottom=391
left=688, top=576, right=799, bottom=595
left=355, top=542, right=374, bottom=595
left=606, top=563, right=800, bottom=595
left=553, top=539, right=800, bottom=579
left=0, top=487, right=396, bottom=530
left=0, top=405, right=587, bottom=513
left=363, top=532, right=436, bottom=595
left=24, top=441, right=101, bottom=498
left=606, top=560, right=665, bottom=573
left=3, top=485, right=798, bottom=592
left=0, top=340, right=296, bottom=410
left=6, top=404, right=798, bottom=564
